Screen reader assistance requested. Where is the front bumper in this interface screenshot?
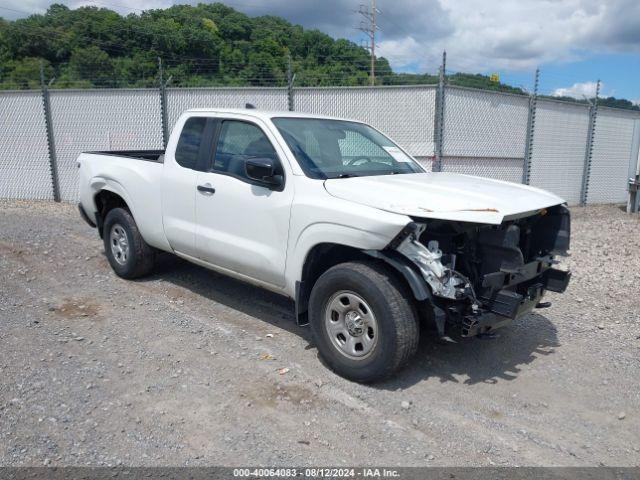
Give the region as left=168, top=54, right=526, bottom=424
left=461, top=268, right=571, bottom=337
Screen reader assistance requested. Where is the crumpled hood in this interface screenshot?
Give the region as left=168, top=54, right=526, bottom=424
left=324, top=172, right=565, bottom=224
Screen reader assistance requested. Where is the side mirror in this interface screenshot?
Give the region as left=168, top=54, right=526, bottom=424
left=245, top=157, right=283, bottom=188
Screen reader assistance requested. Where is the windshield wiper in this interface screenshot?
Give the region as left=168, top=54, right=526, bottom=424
left=335, top=173, right=359, bottom=178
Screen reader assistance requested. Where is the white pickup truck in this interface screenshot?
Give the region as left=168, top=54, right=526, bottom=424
left=78, top=108, right=571, bottom=382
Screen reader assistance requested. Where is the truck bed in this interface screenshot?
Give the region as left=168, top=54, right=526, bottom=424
left=84, top=150, right=165, bottom=162
left=78, top=149, right=169, bottom=251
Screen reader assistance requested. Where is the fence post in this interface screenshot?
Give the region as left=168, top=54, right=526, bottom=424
left=580, top=79, right=600, bottom=206
left=522, top=68, right=539, bottom=185
left=40, top=62, right=61, bottom=202
left=433, top=51, right=446, bottom=172
left=287, top=54, right=295, bottom=111
left=158, top=58, right=169, bottom=149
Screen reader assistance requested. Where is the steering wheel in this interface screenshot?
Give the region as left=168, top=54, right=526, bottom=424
left=345, top=156, right=373, bottom=166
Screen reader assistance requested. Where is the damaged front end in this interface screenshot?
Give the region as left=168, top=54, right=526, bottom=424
left=390, top=204, right=571, bottom=339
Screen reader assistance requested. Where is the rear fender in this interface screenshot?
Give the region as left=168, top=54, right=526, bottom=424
left=90, top=177, right=134, bottom=215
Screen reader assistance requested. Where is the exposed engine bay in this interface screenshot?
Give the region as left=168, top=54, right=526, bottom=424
left=391, top=204, right=572, bottom=339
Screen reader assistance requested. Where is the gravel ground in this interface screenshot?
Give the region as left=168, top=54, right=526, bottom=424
left=0, top=200, right=639, bottom=467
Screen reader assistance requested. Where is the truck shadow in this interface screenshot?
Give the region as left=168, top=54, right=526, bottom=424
left=144, top=254, right=559, bottom=388
left=376, top=313, right=560, bottom=389
left=143, top=253, right=311, bottom=342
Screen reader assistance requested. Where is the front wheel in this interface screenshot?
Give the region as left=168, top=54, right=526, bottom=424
left=309, top=261, right=419, bottom=383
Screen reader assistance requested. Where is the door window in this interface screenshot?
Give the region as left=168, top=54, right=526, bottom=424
left=175, top=117, right=208, bottom=170
left=213, top=121, right=282, bottom=180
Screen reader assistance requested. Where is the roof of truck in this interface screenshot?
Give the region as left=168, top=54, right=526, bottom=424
left=185, top=108, right=350, bottom=122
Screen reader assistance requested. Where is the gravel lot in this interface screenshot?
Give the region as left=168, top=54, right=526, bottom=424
left=0, top=200, right=639, bottom=467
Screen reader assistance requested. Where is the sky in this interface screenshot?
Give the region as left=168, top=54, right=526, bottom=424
left=1, top=0, right=639, bottom=102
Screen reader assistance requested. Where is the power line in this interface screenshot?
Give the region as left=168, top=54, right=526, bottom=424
left=0, top=5, right=34, bottom=16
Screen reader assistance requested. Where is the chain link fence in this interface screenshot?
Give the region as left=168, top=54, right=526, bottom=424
left=0, top=90, right=53, bottom=200
left=588, top=107, right=640, bottom=204
left=440, top=87, right=530, bottom=183
left=527, top=100, right=591, bottom=205
left=1, top=83, right=639, bottom=205
left=48, top=89, right=164, bottom=201
left=294, top=86, right=436, bottom=164
left=166, top=87, right=290, bottom=132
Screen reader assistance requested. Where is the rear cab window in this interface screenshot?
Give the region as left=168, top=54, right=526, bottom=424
left=174, top=116, right=211, bottom=171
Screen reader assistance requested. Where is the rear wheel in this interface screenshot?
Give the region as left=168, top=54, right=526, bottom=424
left=309, top=260, right=419, bottom=383
left=103, top=207, right=155, bottom=279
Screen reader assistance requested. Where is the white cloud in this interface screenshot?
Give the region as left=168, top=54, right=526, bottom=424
left=380, top=0, right=640, bottom=73
left=553, top=81, right=602, bottom=98
left=376, top=37, right=422, bottom=69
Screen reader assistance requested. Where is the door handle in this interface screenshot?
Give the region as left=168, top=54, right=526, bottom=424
left=197, top=184, right=216, bottom=195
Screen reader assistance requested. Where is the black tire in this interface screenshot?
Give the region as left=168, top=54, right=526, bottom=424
left=102, top=207, right=155, bottom=279
left=309, top=260, right=419, bottom=383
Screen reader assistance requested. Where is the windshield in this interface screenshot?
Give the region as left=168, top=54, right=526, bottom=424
left=272, top=117, right=424, bottom=179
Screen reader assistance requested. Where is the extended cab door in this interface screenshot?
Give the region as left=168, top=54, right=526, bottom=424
left=161, top=116, right=216, bottom=256
left=194, top=117, right=294, bottom=288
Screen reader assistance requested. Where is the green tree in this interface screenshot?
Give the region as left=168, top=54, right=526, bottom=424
left=4, top=57, right=53, bottom=89
left=0, top=1, right=636, bottom=111
left=68, top=46, right=113, bottom=86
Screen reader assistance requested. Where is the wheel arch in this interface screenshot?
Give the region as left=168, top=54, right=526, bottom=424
left=93, top=188, right=132, bottom=238
left=294, top=242, right=432, bottom=325
left=295, top=243, right=369, bottom=323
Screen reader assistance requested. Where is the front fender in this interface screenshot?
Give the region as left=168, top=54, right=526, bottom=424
left=285, top=221, right=400, bottom=297
left=364, top=249, right=432, bottom=301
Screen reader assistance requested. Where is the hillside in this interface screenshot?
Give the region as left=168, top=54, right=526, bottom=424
left=0, top=3, right=522, bottom=92
left=0, top=3, right=637, bottom=110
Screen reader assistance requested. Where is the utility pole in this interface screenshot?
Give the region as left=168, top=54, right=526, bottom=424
left=358, top=0, right=378, bottom=86
left=371, top=0, right=376, bottom=85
